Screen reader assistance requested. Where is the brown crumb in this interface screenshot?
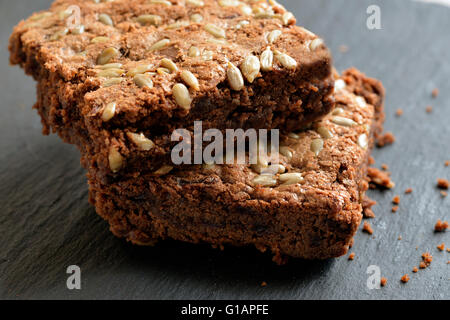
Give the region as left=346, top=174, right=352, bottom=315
left=422, top=252, right=433, bottom=265
left=435, top=219, right=449, bottom=232
left=426, top=105, right=433, bottom=113
left=395, top=108, right=403, bottom=117
left=398, top=236, right=402, bottom=240
left=362, top=221, right=373, bottom=235
left=432, top=88, right=439, bottom=98
left=437, top=243, right=445, bottom=251
left=339, top=45, right=349, bottom=53
left=261, top=281, right=267, bottom=287
left=445, top=160, right=450, bottom=167
left=447, top=248, right=450, bottom=253
left=401, top=274, right=410, bottom=283
left=412, top=266, right=418, bottom=273
left=392, top=206, right=399, bottom=213
left=437, top=178, right=449, bottom=189
left=377, top=132, right=395, bottom=148
left=381, top=163, right=389, bottom=171
left=348, top=252, right=355, bottom=260
left=380, top=277, right=387, bottom=287
left=368, top=156, right=375, bottom=165
left=441, top=191, right=448, bottom=197
left=367, top=167, right=395, bottom=189
left=362, top=196, right=377, bottom=218
left=405, top=188, right=413, bottom=194
left=419, top=261, right=427, bottom=269
left=392, top=195, right=400, bottom=205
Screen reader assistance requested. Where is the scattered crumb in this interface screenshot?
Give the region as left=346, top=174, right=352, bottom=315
left=412, top=266, right=418, bottom=273
left=419, top=261, right=427, bottom=269
left=363, top=221, right=373, bottom=235
left=422, top=252, right=433, bottom=267
left=401, top=274, right=410, bottom=283
left=405, top=188, right=413, bottom=194
left=447, top=248, right=450, bottom=253
left=339, top=44, right=349, bottom=53
left=398, top=236, right=402, bottom=240
left=437, top=243, right=445, bottom=251
left=381, top=163, right=389, bottom=171
left=432, top=88, right=439, bottom=98
left=445, top=161, right=450, bottom=167
left=362, top=196, right=377, bottom=218
left=426, top=105, right=433, bottom=113
left=261, top=281, right=267, bottom=287
left=392, top=206, right=399, bottom=213
left=367, top=167, right=395, bottom=189
left=377, top=132, right=395, bottom=148
left=441, top=191, right=448, bottom=197
left=368, top=156, right=375, bottom=165
left=437, top=178, right=449, bottom=189
left=395, top=108, right=403, bottom=117
left=435, top=219, right=449, bottom=232
left=392, top=195, right=400, bottom=205
left=380, top=277, right=387, bottom=287
left=348, top=252, right=355, bottom=260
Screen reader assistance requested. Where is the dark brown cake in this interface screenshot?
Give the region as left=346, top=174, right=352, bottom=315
left=10, top=0, right=334, bottom=178
left=87, top=69, right=385, bottom=263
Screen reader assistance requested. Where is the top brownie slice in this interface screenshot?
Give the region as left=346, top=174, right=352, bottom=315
left=10, top=0, right=334, bottom=136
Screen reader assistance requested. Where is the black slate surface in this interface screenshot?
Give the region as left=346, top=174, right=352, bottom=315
left=1, top=0, right=449, bottom=300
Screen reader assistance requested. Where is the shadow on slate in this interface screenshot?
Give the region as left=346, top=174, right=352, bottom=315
left=0, top=0, right=449, bottom=299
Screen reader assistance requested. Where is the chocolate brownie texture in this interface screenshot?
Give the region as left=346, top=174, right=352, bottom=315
left=10, top=0, right=335, bottom=179
left=87, top=69, right=385, bottom=263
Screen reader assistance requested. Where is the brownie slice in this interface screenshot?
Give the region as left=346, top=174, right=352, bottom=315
left=87, top=69, right=385, bottom=263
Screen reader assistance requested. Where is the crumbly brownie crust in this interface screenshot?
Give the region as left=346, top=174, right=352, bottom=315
left=10, top=0, right=334, bottom=171
left=87, top=69, right=385, bottom=262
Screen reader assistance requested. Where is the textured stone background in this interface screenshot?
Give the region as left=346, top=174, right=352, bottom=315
left=0, top=0, right=449, bottom=299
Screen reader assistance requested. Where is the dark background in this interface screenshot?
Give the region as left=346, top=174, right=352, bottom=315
left=0, top=0, right=449, bottom=300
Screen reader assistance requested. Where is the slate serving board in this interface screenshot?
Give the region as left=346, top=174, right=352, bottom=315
left=0, top=0, right=449, bottom=300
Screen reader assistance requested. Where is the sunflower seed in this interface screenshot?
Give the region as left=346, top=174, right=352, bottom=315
left=252, top=175, right=277, bottom=187
left=310, top=138, right=324, bottom=156
left=207, top=38, right=228, bottom=45
left=274, top=164, right=286, bottom=174
left=202, top=50, right=213, bottom=61
left=355, top=96, right=367, bottom=108
left=274, top=50, right=297, bottom=70
left=91, top=36, right=110, bottom=43
left=204, top=24, right=226, bottom=38
left=97, top=47, right=120, bottom=65
left=240, top=55, right=260, bottom=83
left=279, top=146, right=293, bottom=160
left=136, top=14, right=162, bottom=26
left=309, top=38, right=324, bottom=51
left=190, top=13, right=203, bottom=23
left=316, top=126, right=333, bottom=139
left=255, top=12, right=275, bottom=19
left=50, top=28, right=69, bottom=41
left=288, top=132, right=300, bottom=139
left=58, top=9, right=72, bottom=20
left=149, top=0, right=172, bottom=5
left=188, top=46, right=201, bottom=57
left=331, top=116, right=357, bottom=127
left=133, top=74, right=154, bottom=88
left=160, top=58, right=178, bottom=73
left=358, top=134, right=368, bottom=149
left=240, top=4, right=252, bottom=15
left=279, top=173, right=304, bottom=185
left=70, top=25, right=85, bottom=35
left=186, top=0, right=204, bottom=6
left=219, top=0, right=240, bottom=6
left=154, top=165, right=173, bottom=176
left=157, top=67, right=171, bottom=75
left=127, top=132, right=155, bottom=151
left=149, top=39, right=170, bottom=51
left=235, top=20, right=250, bottom=29
left=260, top=47, right=274, bottom=71
left=102, top=78, right=123, bottom=87
left=102, top=102, right=116, bottom=121
left=334, top=79, right=346, bottom=92
left=181, top=70, right=200, bottom=90
left=108, top=146, right=123, bottom=173
left=173, top=83, right=192, bottom=110
left=97, top=68, right=124, bottom=78
left=30, top=12, right=52, bottom=21
left=166, top=21, right=190, bottom=29
left=267, top=30, right=282, bottom=44
left=98, top=13, right=114, bottom=26
left=227, top=62, right=244, bottom=91
left=332, top=107, right=344, bottom=115
left=281, top=11, right=294, bottom=25
left=126, top=64, right=152, bottom=76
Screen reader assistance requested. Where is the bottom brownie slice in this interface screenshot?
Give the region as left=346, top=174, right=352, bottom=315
left=87, top=68, right=385, bottom=263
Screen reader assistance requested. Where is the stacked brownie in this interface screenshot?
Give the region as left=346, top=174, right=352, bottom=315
left=10, top=0, right=385, bottom=262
